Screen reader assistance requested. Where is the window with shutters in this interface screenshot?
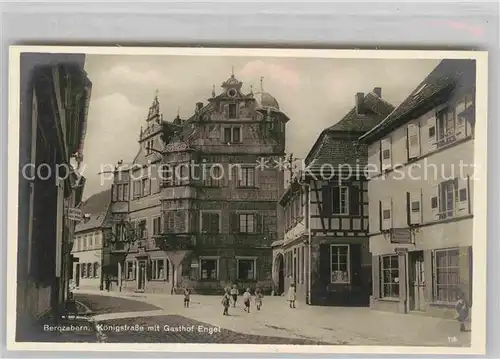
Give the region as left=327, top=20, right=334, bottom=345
left=380, top=255, right=399, bottom=298
left=407, top=123, right=421, bottom=159
left=381, top=198, right=393, bottom=230
left=408, top=189, right=422, bottom=225
left=201, top=211, right=220, bottom=234
left=237, top=257, right=256, bottom=280
left=330, top=245, right=350, bottom=283
left=331, top=186, right=349, bottom=215
left=200, top=257, right=219, bottom=280
left=142, top=178, right=150, bottom=196
left=434, top=248, right=460, bottom=303
left=239, top=214, right=255, bottom=233
left=436, top=106, right=460, bottom=147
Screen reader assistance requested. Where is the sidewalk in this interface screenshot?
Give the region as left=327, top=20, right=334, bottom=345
left=75, top=289, right=471, bottom=347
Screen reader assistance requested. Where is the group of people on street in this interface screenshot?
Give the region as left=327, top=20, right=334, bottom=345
left=221, top=285, right=264, bottom=315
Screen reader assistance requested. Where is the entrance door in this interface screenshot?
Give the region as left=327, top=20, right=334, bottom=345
left=276, top=254, right=285, bottom=295
left=137, top=261, right=146, bottom=291
left=410, top=253, right=426, bottom=311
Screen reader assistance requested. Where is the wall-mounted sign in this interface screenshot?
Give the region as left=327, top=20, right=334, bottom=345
left=165, top=142, right=188, bottom=152
left=67, top=208, right=83, bottom=222
left=390, top=228, right=412, bottom=244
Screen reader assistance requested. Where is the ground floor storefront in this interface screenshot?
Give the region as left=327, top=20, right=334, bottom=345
left=370, top=244, right=473, bottom=319
left=272, top=236, right=372, bottom=306
left=113, top=247, right=274, bottom=295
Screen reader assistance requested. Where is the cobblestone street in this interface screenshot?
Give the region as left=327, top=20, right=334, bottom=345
left=74, top=290, right=472, bottom=347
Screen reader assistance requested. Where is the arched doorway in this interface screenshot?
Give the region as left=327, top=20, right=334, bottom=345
left=275, top=253, right=285, bottom=295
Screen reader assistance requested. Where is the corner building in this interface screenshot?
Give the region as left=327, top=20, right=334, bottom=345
left=110, top=74, right=288, bottom=294
left=359, top=59, right=476, bottom=318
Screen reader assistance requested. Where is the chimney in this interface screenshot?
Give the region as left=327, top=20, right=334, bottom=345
left=196, top=102, right=203, bottom=113
left=373, top=87, right=382, bottom=98
left=355, top=92, right=365, bottom=115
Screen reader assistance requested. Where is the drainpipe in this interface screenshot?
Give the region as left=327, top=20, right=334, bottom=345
left=298, top=179, right=312, bottom=305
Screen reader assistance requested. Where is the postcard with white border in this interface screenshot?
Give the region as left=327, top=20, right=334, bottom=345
left=6, top=46, right=488, bottom=355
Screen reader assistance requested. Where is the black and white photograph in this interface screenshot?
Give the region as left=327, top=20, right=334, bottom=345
left=7, top=47, right=488, bottom=354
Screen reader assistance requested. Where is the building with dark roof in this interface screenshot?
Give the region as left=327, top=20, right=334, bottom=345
left=106, top=74, right=289, bottom=294
left=272, top=88, right=395, bottom=306
left=72, top=189, right=113, bottom=291
left=358, top=59, right=475, bottom=318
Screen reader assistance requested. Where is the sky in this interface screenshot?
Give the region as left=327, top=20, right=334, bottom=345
left=81, top=54, right=441, bottom=200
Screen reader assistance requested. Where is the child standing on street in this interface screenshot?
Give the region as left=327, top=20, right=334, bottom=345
left=255, top=287, right=263, bottom=311
left=183, top=288, right=191, bottom=308
left=221, top=288, right=231, bottom=316
left=287, top=282, right=296, bottom=308
left=243, top=288, right=252, bottom=313
left=230, top=285, right=239, bottom=308
left=455, top=293, right=470, bottom=332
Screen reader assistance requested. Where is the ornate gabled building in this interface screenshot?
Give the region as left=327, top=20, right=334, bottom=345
left=273, top=88, right=395, bottom=306
left=107, top=73, right=289, bottom=294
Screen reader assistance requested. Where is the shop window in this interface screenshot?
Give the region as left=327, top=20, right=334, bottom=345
left=237, top=258, right=256, bottom=280
left=381, top=255, right=399, bottom=298
left=434, top=248, right=460, bottom=303
left=200, top=257, right=218, bottom=280
left=330, top=245, right=350, bottom=283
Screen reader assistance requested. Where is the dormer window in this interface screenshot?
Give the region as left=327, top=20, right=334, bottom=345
left=228, top=104, right=237, bottom=119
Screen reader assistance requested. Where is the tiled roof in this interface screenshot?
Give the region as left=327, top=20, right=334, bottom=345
left=304, top=90, right=395, bottom=169
left=359, top=59, right=476, bottom=143
left=80, top=188, right=111, bottom=214
left=327, top=92, right=395, bottom=133
left=75, top=211, right=110, bottom=232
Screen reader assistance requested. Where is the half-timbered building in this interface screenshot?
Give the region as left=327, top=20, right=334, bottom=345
left=359, top=59, right=475, bottom=318
left=273, top=88, right=394, bottom=306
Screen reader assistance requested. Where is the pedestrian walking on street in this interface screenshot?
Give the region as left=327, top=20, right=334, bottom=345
left=455, top=292, right=470, bottom=332
left=222, top=288, right=231, bottom=316
left=105, top=276, right=111, bottom=292
left=230, top=285, right=239, bottom=307
left=287, top=283, right=296, bottom=308
left=243, top=288, right=251, bottom=313
left=183, top=288, right=191, bottom=308
left=255, top=287, right=263, bottom=311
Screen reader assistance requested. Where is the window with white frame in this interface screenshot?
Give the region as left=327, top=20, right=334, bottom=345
left=408, top=189, right=422, bottom=225
left=381, top=255, right=399, bottom=298
left=228, top=103, right=238, bottom=119
left=200, top=257, right=218, bottom=280
left=238, top=167, right=255, bottom=187
left=142, top=178, right=150, bottom=196
left=239, top=213, right=255, bottom=233
left=87, top=263, right=93, bottom=278
left=125, top=261, right=135, bottom=280
left=138, top=219, right=147, bottom=239
left=434, top=248, right=460, bottom=303
left=330, top=245, right=350, bottom=283
left=81, top=263, right=86, bottom=278
left=332, top=186, right=349, bottom=215
left=151, top=259, right=166, bottom=280
left=237, top=257, right=256, bottom=280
